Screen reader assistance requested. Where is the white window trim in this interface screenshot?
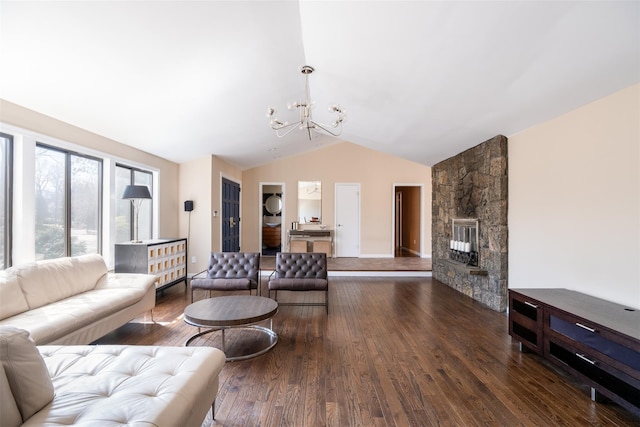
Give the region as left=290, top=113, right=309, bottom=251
left=0, top=123, right=160, bottom=268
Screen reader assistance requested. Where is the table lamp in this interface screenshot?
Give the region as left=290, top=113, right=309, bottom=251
left=122, top=185, right=152, bottom=243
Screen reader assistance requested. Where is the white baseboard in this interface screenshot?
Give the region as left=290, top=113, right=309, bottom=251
left=358, top=253, right=394, bottom=258
left=328, top=271, right=432, bottom=278
left=260, top=270, right=431, bottom=278
left=359, top=253, right=432, bottom=259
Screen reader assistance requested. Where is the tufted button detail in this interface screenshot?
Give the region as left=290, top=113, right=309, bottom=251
left=36, top=344, right=225, bottom=426
left=275, top=252, right=327, bottom=279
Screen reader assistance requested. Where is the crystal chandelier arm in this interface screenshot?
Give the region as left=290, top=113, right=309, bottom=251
left=274, top=121, right=303, bottom=138
left=308, top=120, right=343, bottom=137
left=268, top=107, right=301, bottom=137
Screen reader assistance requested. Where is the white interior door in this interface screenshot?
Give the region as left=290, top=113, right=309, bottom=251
left=335, top=183, right=360, bottom=257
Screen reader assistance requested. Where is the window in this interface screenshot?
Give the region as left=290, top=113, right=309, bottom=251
left=35, top=144, right=102, bottom=260
left=115, top=164, right=153, bottom=243
left=0, top=133, right=12, bottom=269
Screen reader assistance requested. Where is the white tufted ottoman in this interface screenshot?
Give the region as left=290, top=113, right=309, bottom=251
left=25, top=345, right=225, bottom=427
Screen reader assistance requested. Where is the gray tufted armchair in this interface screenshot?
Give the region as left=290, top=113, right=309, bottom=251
left=190, top=252, right=261, bottom=302
left=268, top=252, right=328, bottom=313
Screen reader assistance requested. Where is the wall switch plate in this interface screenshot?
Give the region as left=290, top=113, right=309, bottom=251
left=191, top=256, right=196, bottom=263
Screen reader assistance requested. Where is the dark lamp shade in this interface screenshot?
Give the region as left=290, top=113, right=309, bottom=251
left=122, top=185, right=152, bottom=200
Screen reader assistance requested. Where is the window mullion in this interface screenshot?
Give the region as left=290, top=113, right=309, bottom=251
left=130, top=168, right=135, bottom=241
left=65, top=153, right=71, bottom=256
left=97, top=160, right=103, bottom=254
left=0, top=133, right=13, bottom=268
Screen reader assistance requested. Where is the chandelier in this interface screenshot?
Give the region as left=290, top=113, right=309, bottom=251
left=267, top=65, right=346, bottom=140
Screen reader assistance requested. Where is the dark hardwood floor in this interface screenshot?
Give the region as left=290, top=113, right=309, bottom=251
left=95, top=277, right=639, bottom=426
left=260, top=255, right=432, bottom=273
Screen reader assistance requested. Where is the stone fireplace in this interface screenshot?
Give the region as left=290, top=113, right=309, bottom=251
left=432, top=135, right=508, bottom=312
left=449, top=218, right=479, bottom=267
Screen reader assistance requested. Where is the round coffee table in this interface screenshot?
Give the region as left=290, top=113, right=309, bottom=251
left=184, top=295, right=278, bottom=361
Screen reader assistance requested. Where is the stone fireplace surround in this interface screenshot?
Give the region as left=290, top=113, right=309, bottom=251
left=432, top=135, right=508, bottom=312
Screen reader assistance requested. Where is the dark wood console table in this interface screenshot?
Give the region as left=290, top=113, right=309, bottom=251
left=509, top=288, right=640, bottom=417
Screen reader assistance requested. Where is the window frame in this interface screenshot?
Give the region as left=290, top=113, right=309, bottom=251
left=1, top=133, right=13, bottom=268
left=35, top=142, right=104, bottom=258
left=0, top=122, right=160, bottom=267
left=116, top=163, right=154, bottom=243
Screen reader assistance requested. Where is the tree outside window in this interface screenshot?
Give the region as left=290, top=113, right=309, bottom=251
left=35, top=145, right=102, bottom=260
left=115, top=165, right=152, bottom=243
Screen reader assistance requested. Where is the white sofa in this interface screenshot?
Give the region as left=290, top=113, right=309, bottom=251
left=0, top=254, right=157, bottom=345
left=0, top=327, right=226, bottom=427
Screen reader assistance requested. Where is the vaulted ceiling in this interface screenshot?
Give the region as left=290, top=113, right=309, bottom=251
left=1, top=1, right=638, bottom=169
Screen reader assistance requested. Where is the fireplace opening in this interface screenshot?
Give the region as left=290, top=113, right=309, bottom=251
left=450, top=218, right=479, bottom=266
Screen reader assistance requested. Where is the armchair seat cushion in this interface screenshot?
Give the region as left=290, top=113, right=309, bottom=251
left=191, top=278, right=253, bottom=291
left=268, top=278, right=327, bottom=291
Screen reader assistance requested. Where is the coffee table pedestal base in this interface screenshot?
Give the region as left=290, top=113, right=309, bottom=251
left=185, top=322, right=278, bottom=362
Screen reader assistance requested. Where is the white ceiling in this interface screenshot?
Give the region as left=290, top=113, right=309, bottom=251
left=1, top=1, right=638, bottom=169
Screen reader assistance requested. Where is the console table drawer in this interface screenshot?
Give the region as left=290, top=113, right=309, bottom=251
left=546, top=338, right=640, bottom=411
left=547, top=313, right=640, bottom=377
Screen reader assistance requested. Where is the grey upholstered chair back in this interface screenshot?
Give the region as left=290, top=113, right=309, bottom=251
left=206, top=252, right=260, bottom=281
left=274, top=252, right=327, bottom=279
left=190, top=252, right=260, bottom=301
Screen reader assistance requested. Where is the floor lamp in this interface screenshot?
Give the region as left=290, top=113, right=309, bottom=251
left=122, top=185, right=152, bottom=243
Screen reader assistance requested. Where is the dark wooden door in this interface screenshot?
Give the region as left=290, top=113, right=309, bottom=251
left=222, top=178, right=240, bottom=252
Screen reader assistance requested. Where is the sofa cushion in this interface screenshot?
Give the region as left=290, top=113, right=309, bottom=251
left=14, top=254, right=107, bottom=309
left=30, top=345, right=226, bottom=427
left=0, top=286, right=151, bottom=344
left=0, top=327, right=54, bottom=422
left=0, top=363, right=22, bottom=427
left=0, top=270, right=30, bottom=320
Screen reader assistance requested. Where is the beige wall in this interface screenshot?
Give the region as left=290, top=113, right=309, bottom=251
left=0, top=99, right=180, bottom=264
left=178, top=156, right=212, bottom=275
left=508, top=83, right=640, bottom=308
left=242, top=142, right=432, bottom=257
left=1, top=99, right=430, bottom=271
left=10, top=81, right=638, bottom=308
left=178, top=155, right=242, bottom=274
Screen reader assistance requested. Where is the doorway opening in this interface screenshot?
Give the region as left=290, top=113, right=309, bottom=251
left=394, top=185, right=422, bottom=258
left=260, top=183, right=284, bottom=256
